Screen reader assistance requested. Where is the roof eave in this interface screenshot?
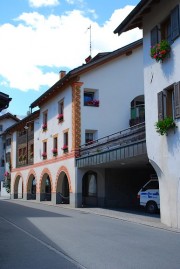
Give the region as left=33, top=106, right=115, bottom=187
left=114, top=0, right=154, bottom=35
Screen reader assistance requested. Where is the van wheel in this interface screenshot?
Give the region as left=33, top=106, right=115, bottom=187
left=146, top=201, right=157, bottom=214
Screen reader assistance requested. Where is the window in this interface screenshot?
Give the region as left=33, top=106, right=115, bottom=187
left=30, top=144, right=34, bottom=158
left=151, top=5, right=180, bottom=45
left=58, top=100, right=64, bottom=115
left=62, top=131, right=69, bottom=152
left=158, top=82, right=180, bottom=120
left=6, top=152, right=11, bottom=163
left=6, top=138, right=11, bottom=146
left=42, top=141, right=47, bottom=158
left=151, top=26, right=159, bottom=47
left=42, top=111, right=48, bottom=130
left=0, top=125, right=3, bottom=132
left=53, top=136, right=58, bottom=155
left=84, top=92, right=94, bottom=105
left=85, top=132, right=94, bottom=144
left=64, top=132, right=68, bottom=147
left=143, top=180, right=159, bottom=191
left=57, top=100, right=64, bottom=122
left=53, top=136, right=58, bottom=149
left=84, top=89, right=99, bottom=107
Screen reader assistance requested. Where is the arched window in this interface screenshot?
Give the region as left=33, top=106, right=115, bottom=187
left=88, top=174, right=97, bottom=196
left=130, top=95, right=145, bottom=126
left=83, top=172, right=97, bottom=197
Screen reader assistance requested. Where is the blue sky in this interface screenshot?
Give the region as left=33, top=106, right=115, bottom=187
left=0, top=0, right=141, bottom=118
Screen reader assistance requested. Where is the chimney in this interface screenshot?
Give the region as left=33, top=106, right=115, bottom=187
left=59, top=70, right=66, bottom=80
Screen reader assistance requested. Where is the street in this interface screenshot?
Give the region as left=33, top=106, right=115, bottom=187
left=0, top=200, right=180, bottom=269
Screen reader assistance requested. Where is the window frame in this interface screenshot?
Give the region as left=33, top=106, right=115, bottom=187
left=158, top=82, right=180, bottom=120
left=151, top=5, right=180, bottom=46
left=84, top=88, right=99, bottom=107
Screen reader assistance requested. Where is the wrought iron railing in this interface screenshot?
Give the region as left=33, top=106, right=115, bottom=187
left=78, top=122, right=145, bottom=158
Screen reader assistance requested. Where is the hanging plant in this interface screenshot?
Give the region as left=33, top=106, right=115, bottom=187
left=150, top=40, right=171, bottom=63
left=155, top=117, right=177, bottom=135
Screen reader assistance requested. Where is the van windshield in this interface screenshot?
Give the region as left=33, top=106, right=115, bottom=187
left=144, top=180, right=159, bottom=190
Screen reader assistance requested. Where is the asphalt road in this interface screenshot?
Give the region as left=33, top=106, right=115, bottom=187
left=0, top=200, right=180, bottom=269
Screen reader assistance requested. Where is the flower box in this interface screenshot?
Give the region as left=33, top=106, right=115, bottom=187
left=85, top=100, right=99, bottom=107
left=42, top=123, right=47, bottom=131
left=155, top=117, right=177, bottom=135
left=42, top=152, right=47, bottom=159
left=150, top=40, right=171, bottom=63
left=52, top=148, right=58, bottom=156
left=61, top=145, right=68, bottom=153
left=57, top=114, right=64, bottom=122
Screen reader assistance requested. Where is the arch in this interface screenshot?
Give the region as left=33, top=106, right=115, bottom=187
left=55, top=166, right=71, bottom=204
left=26, top=170, right=37, bottom=200
left=39, top=168, right=53, bottom=201
left=82, top=170, right=98, bottom=207
left=14, top=172, right=23, bottom=199
left=55, top=166, right=72, bottom=192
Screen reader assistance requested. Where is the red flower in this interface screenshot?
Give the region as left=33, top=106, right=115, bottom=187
left=57, top=114, right=63, bottom=120
left=61, top=145, right=68, bottom=150
left=4, top=171, right=9, bottom=177
left=42, top=152, right=47, bottom=157
left=42, top=123, right=47, bottom=129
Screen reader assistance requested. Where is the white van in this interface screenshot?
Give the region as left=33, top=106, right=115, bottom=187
left=137, top=178, right=160, bottom=213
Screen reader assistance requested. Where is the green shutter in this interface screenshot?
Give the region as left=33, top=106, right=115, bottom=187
left=171, top=5, right=180, bottom=41
left=174, top=82, right=180, bottom=119
left=158, top=91, right=164, bottom=120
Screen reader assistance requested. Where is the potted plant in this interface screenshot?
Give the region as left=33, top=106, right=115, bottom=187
left=42, top=152, right=47, bottom=159
left=61, top=145, right=68, bottom=153
left=155, top=117, right=177, bottom=135
left=150, top=40, right=171, bottom=63
left=52, top=148, right=58, bottom=156
left=57, top=113, right=64, bottom=122
left=85, top=99, right=99, bottom=107
left=42, top=123, right=47, bottom=131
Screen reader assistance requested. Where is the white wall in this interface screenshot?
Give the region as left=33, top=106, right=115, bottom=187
left=143, top=0, right=180, bottom=228
left=0, top=117, right=18, bottom=182
left=81, top=46, right=144, bottom=144
left=34, top=86, right=72, bottom=163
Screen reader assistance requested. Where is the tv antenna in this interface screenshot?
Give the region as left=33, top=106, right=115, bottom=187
left=88, top=25, right=92, bottom=57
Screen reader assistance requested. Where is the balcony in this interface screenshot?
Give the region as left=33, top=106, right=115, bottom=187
left=129, top=105, right=145, bottom=127
left=76, top=122, right=147, bottom=168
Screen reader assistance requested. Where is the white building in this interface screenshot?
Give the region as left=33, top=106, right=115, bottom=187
left=10, top=39, right=148, bottom=208
left=0, top=113, right=20, bottom=197
left=114, top=0, right=180, bottom=228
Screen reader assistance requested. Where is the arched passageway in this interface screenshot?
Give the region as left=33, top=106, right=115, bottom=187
left=82, top=171, right=97, bottom=207
left=40, top=174, right=51, bottom=201
left=27, top=175, right=36, bottom=200
left=56, top=172, right=69, bottom=204
left=14, top=175, right=23, bottom=199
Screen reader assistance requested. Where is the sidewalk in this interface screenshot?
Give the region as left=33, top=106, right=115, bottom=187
left=59, top=204, right=180, bottom=233
left=1, top=197, right=180, bottom=233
